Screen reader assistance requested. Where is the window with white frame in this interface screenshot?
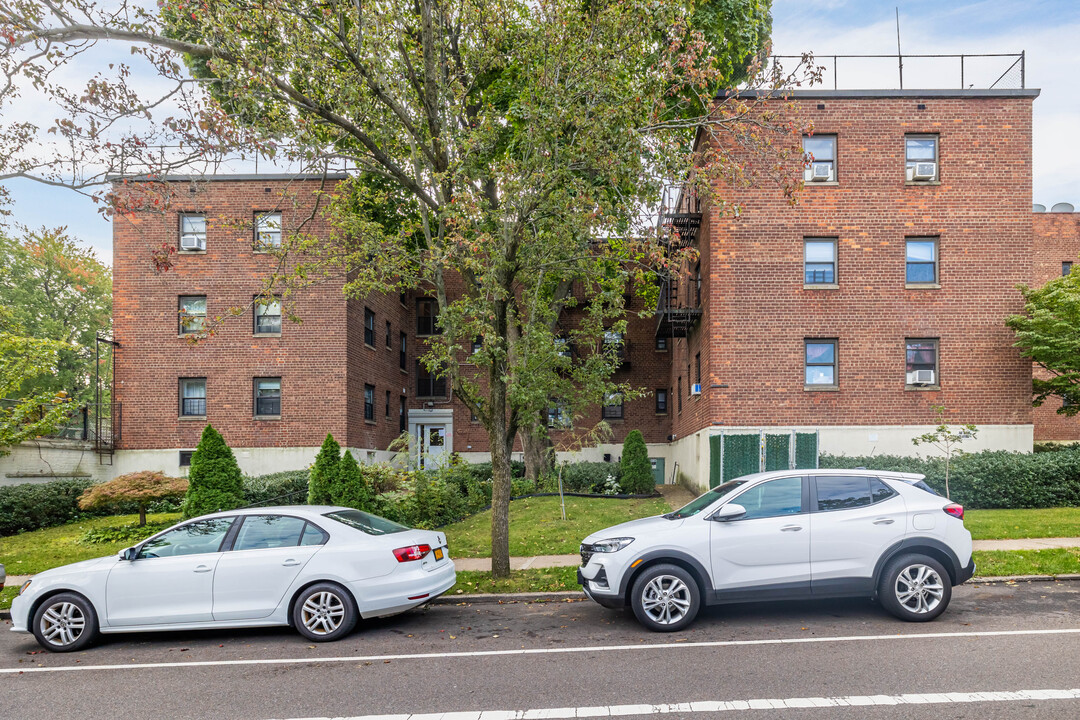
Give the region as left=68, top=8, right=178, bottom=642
left=178, top=295, right=207, bottom=334
left=804, top=238, right=837, bottom=284
left=254, top=296, right=281, bottom=334
left=180, top=378, right=206, bottom=417
left=906, top=238, right=938, bottom=284
left=803, top=135, right=837, bottom=182
left=179, top=214, right=206, bottom=251
left=254, top=377, right=281, bottom=416
left=905, top=135, right=939, bottom=182
left=254, top=212, right=282, bottom=250
left=805, top=340, right=837, bottom=387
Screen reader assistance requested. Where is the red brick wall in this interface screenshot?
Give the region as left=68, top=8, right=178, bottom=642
left=679, top=94, right=1035, bottom=434
left=1032, top=212, right=1080, bottom=442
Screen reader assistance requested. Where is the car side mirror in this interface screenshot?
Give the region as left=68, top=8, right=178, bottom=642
left=712, top=503, right=746, bottom=522
left=119, top=547, right=137, bottom=561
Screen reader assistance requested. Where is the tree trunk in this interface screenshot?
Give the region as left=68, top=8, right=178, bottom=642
left=138, top=504, right=146, bottom=527
left=521, top=422, right=555, bottom=483
left=489, top=425, right=513, bottom=578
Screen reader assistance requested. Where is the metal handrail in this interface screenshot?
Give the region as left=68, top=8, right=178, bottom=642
left=769, top=52, right=1025, bottom=90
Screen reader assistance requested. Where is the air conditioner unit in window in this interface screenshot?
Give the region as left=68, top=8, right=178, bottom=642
left=810, top=163, right=832, bottom=181
left=690, top=383, right=702, bottom=395
left=180, top=234, right=205, bottom=251
left=911, top=369, right=935, bottom=385
left=912, top=162, right=937, bottom=181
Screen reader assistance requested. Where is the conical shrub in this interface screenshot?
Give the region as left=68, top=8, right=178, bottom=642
left=619, top=429, right=653, bottom=494
left=332, top=449, right=372, bottom=510
left=182, top=424, right=245, bottom=518
left=307, top=433, right=340, bottom=505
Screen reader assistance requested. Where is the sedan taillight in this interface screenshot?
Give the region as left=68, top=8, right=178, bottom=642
left=943, top=503, right=964, bottom=520
left=393, top=544, right=431, bottom=562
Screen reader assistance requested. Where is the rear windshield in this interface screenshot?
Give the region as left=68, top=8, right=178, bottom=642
left=667, top=480, right=748, bottom=519
left=324, top=509, right=409, bottom=535
left=912, top=480, right=942, bottom=497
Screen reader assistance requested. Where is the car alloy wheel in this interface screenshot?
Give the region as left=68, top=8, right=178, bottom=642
left=292, top=582, right=358, bottom=642
left=630, top=563, right=701, bottom=632
left=894, top=563, right=944, bottom=615
left=31, top=592, right=99, bottom=652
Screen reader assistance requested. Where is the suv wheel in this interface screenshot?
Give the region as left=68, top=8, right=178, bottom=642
left=878, top=554, right=951, bottom=622
left=630, top=563, right=701, bottom=632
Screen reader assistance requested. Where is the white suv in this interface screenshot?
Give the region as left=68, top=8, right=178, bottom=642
left=578, top=469, right=974, bottom=632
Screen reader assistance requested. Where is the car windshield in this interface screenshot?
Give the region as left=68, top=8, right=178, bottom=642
left=666, top=480, right=748, bottom=519
left=324, top=509, right=409, bottom=535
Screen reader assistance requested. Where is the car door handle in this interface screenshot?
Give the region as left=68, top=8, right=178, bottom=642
left=282, top=559, right=302, bottom=567
left=873, top=518, right=895, bottom=525
left=193, top=564, right=213, bottom=573
left=780, top=525, right=802, bottom=532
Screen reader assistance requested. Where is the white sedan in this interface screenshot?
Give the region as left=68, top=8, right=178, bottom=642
left=10, top=506, right=456, bottom=652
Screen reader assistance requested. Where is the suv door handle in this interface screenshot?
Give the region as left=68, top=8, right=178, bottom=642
left=780, top=525, right=802, bottom=532
left=282, top=559, right=302, bottom=567
left=194, top=564, right=213, bottom=573
left=873, top=518, right=895, bottom=525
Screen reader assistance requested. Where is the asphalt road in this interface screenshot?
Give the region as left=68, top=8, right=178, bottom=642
left=3, top=580, right=1080, bottom=720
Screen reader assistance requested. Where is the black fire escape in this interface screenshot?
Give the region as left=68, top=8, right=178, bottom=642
left=655, top=184, right=703, bottom=339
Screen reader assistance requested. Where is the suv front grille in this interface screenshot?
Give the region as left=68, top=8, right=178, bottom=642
left=580, top=544, right=594, bottom=566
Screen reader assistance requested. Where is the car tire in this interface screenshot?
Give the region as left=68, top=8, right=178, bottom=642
left=292, top=583, right=359, bottom=642
left=630, top=563, right=701, bottom=632
left=878, top=554, right=952, bottom=622
left=32, top=592, right=99, bottom=653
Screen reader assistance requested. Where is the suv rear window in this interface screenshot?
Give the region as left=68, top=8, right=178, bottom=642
left=912, top=480, right=942, bottom=497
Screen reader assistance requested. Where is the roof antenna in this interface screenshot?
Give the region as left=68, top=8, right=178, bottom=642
left=896, top=7, right=904, bottom=89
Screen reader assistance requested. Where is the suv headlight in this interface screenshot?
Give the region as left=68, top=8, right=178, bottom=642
left=590, top=537, right=634, bottom=553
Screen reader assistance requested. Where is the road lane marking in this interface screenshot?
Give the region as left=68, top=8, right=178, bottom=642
left=271, top=690, right=1080, bottom=720
left=4, top=626, right=1080, bottom=675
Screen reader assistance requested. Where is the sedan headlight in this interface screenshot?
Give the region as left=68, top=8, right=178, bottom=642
left=590, top=537, right=634, bottom=553
left=19, top=579, right=31, bottom=595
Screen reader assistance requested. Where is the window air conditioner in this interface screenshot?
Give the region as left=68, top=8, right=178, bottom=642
left=911, top=369, right=935, bottom=385
left=180, top=234, right=205, bottom=251
left=690, top=383, right=702, bottom=395
left=811, top=162, right=832, bottom=181
left=912, top=162, right=937, bottom=181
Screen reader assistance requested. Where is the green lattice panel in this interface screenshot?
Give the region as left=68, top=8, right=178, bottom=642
left=722, top=433, right=760, bottom=484
left=764, top=434, right=791, bottom=471
left=709, top=434, right=724, bottom=488
left=794, top=432, right=819, bottom=469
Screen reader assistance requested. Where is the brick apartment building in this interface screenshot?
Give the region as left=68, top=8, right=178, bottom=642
left=108, top=85, right=1080, bottom=489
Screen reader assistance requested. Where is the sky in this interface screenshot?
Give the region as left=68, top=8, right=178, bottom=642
left=2, top=0, right=1078, bottom=264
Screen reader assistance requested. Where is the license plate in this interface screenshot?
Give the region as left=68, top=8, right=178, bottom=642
left=434, top=547, right=444, bottom=561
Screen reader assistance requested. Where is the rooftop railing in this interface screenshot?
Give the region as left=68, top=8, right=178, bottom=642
left=769, top=52, right=1026, bottom=91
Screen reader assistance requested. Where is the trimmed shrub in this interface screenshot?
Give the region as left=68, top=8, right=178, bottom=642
left=0, top=478, right=96, bottom=536
left=243, top=470, right=309, bottom=505
left=559, top=461, right=621, bottom=493
left=307, top=433, right=340, bottom=505
left=619, top=430, right=653, bottom=494
left=333, top=451, right=373, bottom=511
left=182, top=424, right=245, bottom=518
left=820, top=448, right=1080, bottom=509
left=78, top=471, right=188, bottom=526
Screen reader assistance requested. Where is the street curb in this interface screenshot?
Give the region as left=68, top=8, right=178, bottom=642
left=970, top=573, right=1080, bottom=584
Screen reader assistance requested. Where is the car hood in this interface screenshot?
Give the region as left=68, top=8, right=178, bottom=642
left=32, top=555, right=115, bottom=581
left=582, top=514, right=683, bottom=544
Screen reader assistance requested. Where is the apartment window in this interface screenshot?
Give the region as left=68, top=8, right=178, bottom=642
left=601, top=392, right=624, bottom=420
left=906, top=339, right=939, bottom=387
left=254, top=296, right=281, bottom=334
left=364, top=308, right=376, bottom=347
left=471, top=337, right=483, bottom=355
left=677, top=377, right=683, bottom=412
left=1064, top=261, right=1074, bottom=276
left=905, top=135, right=939, bottom=182
left=399, top=332, right=407, bottom=370
left=385, top=321, right=392, bottom=348
left=906, top=238, right=938, bottom=284
left=417, top=362, right=446, bottom=398
left=603, top=330, right=627, bottom=365
left=803, top=134, right=837, bottom=182
left=180, top=378, right=206, bottom=417
left=179, top=450, right=194, bottom=467
left=254, top=377, right=281, bottom=417
left=655, top=336, right=668, bottom=351
left=655, top=389, right=668, bottom=414
left=555, top=337, right=574, bottom=359
left=416, top=298, right=439, bottom=335
left=385, top=390, right=391, bottom=419
left=805, top=340, right=837, bottom=387
left=695, top=353, right=701, bottom=387
left=178, top=295, right=207, bottom=334
left=254, top=212, right=282, bottom=250
left=179, top=214, right=206, bottom=251
left=364, top=384, right=375, bottom=421
left=547, top=400, right=571, bottom=428
left=804, top=238, right=837, bottom=284
left=399, top=396, right=407, bottom=433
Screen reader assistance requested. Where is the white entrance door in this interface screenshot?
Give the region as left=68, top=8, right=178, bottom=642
left=417, top=424, right=447, bottom=469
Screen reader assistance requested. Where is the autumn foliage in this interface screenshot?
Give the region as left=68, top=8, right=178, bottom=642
left=78, top=471, right=188, bottom=526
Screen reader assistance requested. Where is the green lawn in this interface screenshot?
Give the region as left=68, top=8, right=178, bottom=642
left=1, top=586, right=17, bottom=611
left=442, top=495, right=671, bottom=558
left=973, top=548, right=1080, bottom=577
left=0, top=513, right=181, bottom=577
left=449, top=567, right=579, bottom=595
left=965, top=508, right=1080, bottom=540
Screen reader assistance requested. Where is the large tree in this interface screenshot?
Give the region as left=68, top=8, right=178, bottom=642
left=0, top=228, right=111, bottom=403
left=1008, top=266, right=1080, bottom=414
left=1, top=0, right=815, bottom=576
left=0, top=306, right=72, bottom=453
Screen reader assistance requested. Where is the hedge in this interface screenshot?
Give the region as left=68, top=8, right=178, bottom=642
left=819, top=448, right=1080, bottom=509
left=0, top=479, right=99, bottom=536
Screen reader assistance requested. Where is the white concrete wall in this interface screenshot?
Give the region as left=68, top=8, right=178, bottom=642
left=0, top=440, right=113, bottom=486
left=111, top=445, right=395, bottom=480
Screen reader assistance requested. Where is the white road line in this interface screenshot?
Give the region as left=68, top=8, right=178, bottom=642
left=272, top=690, right=1080, bottom=720
left=4, top=627, right=1080, bottom=675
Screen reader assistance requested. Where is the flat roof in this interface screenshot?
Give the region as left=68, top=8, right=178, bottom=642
left=730, top=88, right=1040, bottom=100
